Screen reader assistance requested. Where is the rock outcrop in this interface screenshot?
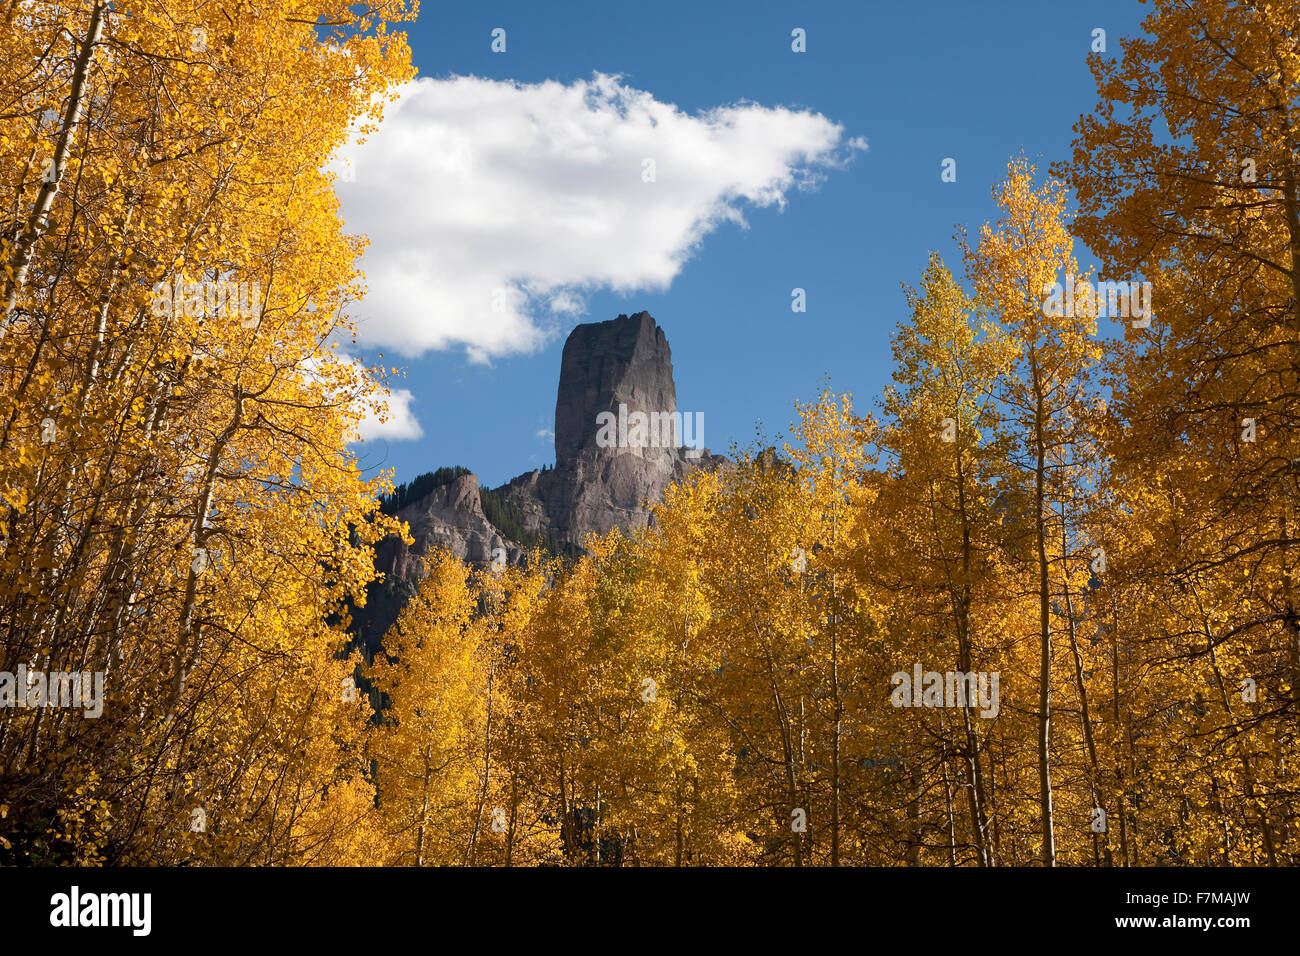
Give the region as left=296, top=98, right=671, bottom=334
left=375, top=472, right=526, bottom=581
left=352, top=312, right=724, bottom=651
left=554, top=312, right=679, bottom=463
left=501, top=311, right=726, bottom=548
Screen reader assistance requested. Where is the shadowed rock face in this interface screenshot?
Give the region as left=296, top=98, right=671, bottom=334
left=354, top=312, right=725, bottom=651
left=554, top=312, right=678, bottom=462
left=375, top=472, right=524, bottom=582
left=350, top=472, right=528, bottom=652
left=521, top=311, right=725, bottom=547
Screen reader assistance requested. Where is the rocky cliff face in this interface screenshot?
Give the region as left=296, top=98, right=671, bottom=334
left=554, top=312, right=678, bottom=463
left=353, top=312, right=724, bottom=652
left=502, top=311, right=725, bottom=548
left=375, top=472, right=526, bottom=581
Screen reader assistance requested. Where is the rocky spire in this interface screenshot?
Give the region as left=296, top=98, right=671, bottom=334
left=553, top=311, right=678, bottom=462
left=354, top=312, right=726, bottom=652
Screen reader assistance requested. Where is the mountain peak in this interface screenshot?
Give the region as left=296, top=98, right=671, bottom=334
left=553, top=311, right=677, bottom=462
left=355, top=313, right=725, bottom=651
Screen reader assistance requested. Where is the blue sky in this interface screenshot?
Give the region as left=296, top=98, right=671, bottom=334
left=343, top=0, right=1149, bottom=490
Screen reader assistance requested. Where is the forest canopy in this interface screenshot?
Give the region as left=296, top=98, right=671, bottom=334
left=0, top=0, right=1296, bottom=866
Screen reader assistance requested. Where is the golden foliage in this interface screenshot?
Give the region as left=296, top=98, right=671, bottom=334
left=2, top=0, right=1295, bottom=867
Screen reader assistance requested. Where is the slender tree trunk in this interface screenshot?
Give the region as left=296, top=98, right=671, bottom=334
left=905, top=758, right=922, bottom=865
left=1110, top=609, right=1131, bottom=867
left=952, top=447, right=992, bottom=865
left=415, top=748, right=432, bottom=867
left=169, top=391, right=243, bottom=715
left=1060, top=506, right=1111, bottom=864
left=761, top=632, right=801, bottom=866
left=938, top=714, right=958, bottom=865
left=1031, top=352, right=1056, bottom=866
left=465, top=638, right=496, bottom=865
left=557, top=749, right=572, bottom=863
left=2, top=1, right=106, bottom=319
left=674, top=775, right=683, bottom=867
left=829, top=487, right=841, bottom=866
left=1279, top=160, right=1300, bottom=707
left=505, top=775, right=518, bottom=867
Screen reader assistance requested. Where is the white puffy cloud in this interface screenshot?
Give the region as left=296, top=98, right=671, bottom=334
left=298, top=352, right=425, bottom=444
left=354, top=383, right=422, bottom=442
left=335, top=73, right=854, bottom=362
